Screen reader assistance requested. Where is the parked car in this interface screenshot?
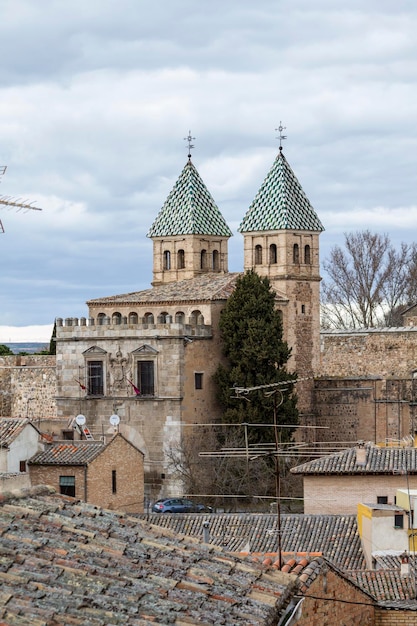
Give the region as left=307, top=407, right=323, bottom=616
left=152, top=498, right=212, bottom=513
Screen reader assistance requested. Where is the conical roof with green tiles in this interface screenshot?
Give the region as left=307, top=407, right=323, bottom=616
left=147, top=159, right=232, bottom=238
left=238, top=151, right=324, bottom=233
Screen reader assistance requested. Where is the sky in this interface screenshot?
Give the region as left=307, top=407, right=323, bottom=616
left=1, top=0, right=417, bottom=341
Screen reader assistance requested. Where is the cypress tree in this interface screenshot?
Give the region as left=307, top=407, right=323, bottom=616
left=214, top=270, right=298, bottom=446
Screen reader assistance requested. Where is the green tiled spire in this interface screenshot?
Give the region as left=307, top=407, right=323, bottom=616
left=147, top=159, right=232, bottom=238
left=238, top=151, right=324, bottom=233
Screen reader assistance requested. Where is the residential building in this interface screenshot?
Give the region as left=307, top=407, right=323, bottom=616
left=290, top=444, right=417, bottom=515
left=28, top=433, right=144, bottom=513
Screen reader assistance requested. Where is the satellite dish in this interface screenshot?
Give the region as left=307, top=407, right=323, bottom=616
left=109, top=414, right=120, bottom=426
left=75, top=414, right=86, bottom=426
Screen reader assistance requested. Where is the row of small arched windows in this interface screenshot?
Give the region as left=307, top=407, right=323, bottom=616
left=254, top=244, right=311, bottom=265
left=96, top=310, right=204, bottom=325
left=163, top=249, right=220, bottom=271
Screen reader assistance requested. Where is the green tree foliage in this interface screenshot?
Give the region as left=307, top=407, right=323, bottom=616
left=214, top=270, right=298, bottom=446
left=0, top=344, right=13, bottom=356
left=48, top=321, right=57, bottom=355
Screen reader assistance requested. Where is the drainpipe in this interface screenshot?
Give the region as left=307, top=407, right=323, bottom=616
left=84, top=464, right=88, bottom=502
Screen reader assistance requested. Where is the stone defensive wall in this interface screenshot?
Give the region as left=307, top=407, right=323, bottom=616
left=314, top=327, right=417, bottom=444
left=3, top=322, right=417, bottom=445
left=0, top=355, right=56, bottom=421
left=318, top=326, right=417, bottom=378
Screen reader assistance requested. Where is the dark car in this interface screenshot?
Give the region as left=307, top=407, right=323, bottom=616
left=152, top=498, right=212, bottom=513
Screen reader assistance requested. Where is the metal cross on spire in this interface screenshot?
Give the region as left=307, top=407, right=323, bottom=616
left=0, top=165, right=42, bottom=234
left=275, top=122, right=287, bottom=152
left=183, top=130, right=195, bottom=160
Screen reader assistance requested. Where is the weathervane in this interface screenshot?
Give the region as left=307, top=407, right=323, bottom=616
left=0, top=165, right=42, bottom=234
left=275, top=122, right=287, bottom=152
left=184, top=130, right=195, bottom=159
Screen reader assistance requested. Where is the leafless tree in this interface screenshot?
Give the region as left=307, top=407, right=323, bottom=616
left=321, top=231, right=416, bottom=329
left=165, top=424, right=300, bottom=512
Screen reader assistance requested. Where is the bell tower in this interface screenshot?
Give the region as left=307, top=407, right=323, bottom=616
left=147, top=133, right=232, bottom=286
left=239, top=128, right=324, bottom=414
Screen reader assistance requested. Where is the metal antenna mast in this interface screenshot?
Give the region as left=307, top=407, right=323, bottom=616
left=0, top=165, right=42, bottom=233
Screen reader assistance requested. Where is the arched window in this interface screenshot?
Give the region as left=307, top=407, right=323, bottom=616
left=190, top=309, right=203, bottom=325
left=175, top=311, right=185, bottom=323
left=293, top=243, right=300, bottom=264
left=200, top=249, right=207, bottom=270
left=212, top=249, right=220, bottom=270
left=163, top=250, right=171, bottom=270
left=144, top=312, right=154, bottom=324
left=128, top=312, right=138, bottom=324
left=177, top=249, right=185, bottom=269
left=159, top=311, right=169, bottom=323
left=255, top=245, right=262, bottom=265
left=112, top=312, right=122, bottom=325
left=97, top=313, right=106, bottom=326
left=304, top=244, right=311, bottom=264
left=269, top=244, right=277, bottom=264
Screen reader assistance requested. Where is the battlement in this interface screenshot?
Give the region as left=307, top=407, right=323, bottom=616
left=55, top=316, right=212, bottom=339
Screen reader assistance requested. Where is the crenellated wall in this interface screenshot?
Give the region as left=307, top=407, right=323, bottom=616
left=3, top=323, right=417, bottom=477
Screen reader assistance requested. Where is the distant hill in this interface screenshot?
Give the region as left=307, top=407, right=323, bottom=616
left=3, top=342, right=49, bottom=355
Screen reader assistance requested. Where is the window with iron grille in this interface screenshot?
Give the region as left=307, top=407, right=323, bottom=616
left=87, top=360, right=104, bottom=395
left=137, top=361, right=154, bottom=396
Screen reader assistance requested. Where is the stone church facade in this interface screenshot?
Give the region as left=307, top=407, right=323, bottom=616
left=53, top=146, right=324, bottom=500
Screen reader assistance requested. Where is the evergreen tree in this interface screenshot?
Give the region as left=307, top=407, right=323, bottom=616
left=49, top=321, right=57, bottom=355
left=0, top=344, right=13, bottom=356
left=214, top=270, right=298, bottom=446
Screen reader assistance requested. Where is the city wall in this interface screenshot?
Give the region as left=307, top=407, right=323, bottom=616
left=2, top=327, right=417, bottom=445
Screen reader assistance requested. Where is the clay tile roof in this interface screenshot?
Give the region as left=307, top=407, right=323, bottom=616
left=239, top=151, right=324, bottom=233
left=0, top=417, right=36, bottom=447
left=28, top=440, right=104, bottom=465
left=147, top=159, right=232, bottom=238
left=0, top=487, right=299, bottom=625
left=290, top=446, right=417, bottom=475
left=87, top=272, right=246, bottom=306
left=142, top=513, right=365, bottom=570
left=348, top=569, right=416, bottom=603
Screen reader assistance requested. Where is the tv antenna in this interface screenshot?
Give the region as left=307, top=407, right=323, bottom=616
left=0, top=165, right=42, bottom=233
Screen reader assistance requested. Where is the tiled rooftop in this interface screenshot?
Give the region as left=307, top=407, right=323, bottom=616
left=142, top=513, right=365, bottom=570
left=0, top=417, right=36, bottom=447
left=147, top=159, right=232, bottom=238
left=28, top=441, right=105, bottom=465
left=290, top=445, right=417, bottom=475
left=349, top=569, right=415, bottom=602
left=0, top=486, right=301, bottom=625
left=87, top=272, right=243, bottom=306
left=238, top=151, right=324, bottom=234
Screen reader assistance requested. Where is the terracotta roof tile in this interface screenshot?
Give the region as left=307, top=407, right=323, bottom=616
left=28, top=441, right=104, bottom=465
left=143, top=512, right=365, bottom=570
left=291, top=445, right=417, bottom=475
left=0, top=417, right=36, bottom=447
left=0, top=487, right=297, bottom=625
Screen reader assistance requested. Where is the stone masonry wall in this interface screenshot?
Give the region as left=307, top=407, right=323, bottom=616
left=0, top=355, right=56, bottom=420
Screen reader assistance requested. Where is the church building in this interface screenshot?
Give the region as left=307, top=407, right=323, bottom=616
left=55, top=140, right=324, bottom=501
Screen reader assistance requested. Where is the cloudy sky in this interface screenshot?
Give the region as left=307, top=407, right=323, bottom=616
left=1, top=0, right=417, bottom=340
